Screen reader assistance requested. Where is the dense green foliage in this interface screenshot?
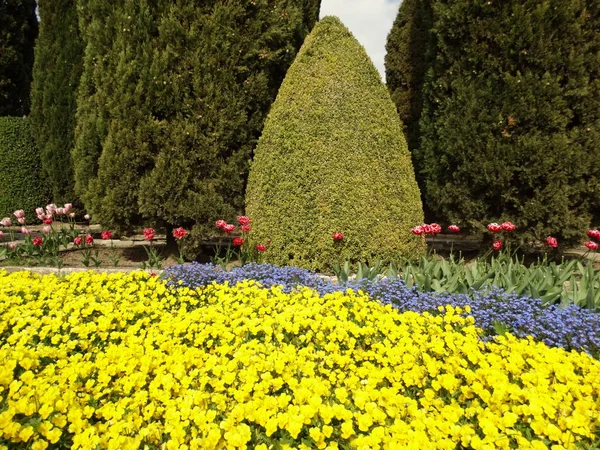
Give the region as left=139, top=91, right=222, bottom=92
left=30, top=0, right=84, bottom=204
left=246, top=16, right=425, bottom=272
left=384, top=0, right=432, bottom=155
left=386, top=0, right=600, bottom=244
left=0, top=117, right=50, bottom=219
left=73, top=1, right=320, bottom=253
left=0, top=0, right=38, bottom=116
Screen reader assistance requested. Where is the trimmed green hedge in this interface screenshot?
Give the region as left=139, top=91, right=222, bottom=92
left=0, top=117, right=50, bottom=220
left=246, top=16, right=425, bottom=272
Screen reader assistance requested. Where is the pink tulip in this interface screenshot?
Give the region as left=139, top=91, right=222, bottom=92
left=0, top=231, right=3, bottom=239
left=0, top=218, right=11, bottom=227
left=17, top=218, right=26, bottom=225
left=20, top=227, right=31, bottom=235
left=35, top=207, right=44, bottom=216
left=69, top=212, right=75, bottom=218
left=84, top=214, right=90, bottom=221
left=46, top=204, right=57, bottom=213
left=42, top=225, right=52, bottom=234
left=13, top=210, right=25, bottom=219
left=64, top=203, right=73, bottom=212
left=9, top=242, right=17, bottom=250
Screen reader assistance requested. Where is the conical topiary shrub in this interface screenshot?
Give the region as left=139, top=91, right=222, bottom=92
left=245, top=16, right=425, bottom=272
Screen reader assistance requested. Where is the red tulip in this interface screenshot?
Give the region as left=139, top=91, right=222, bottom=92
left=240, top=225, right=252, bottom=233
left=233, top=237, right=244, bottom=247
left=223, top=224, right=236, bottom=234
left=173, top=227, right=187, bottom=239
left=492, top=240, right=503, bottom=251
left=101, top=230, right=113, bottom=240
left=584, top=241, right=599, bottom=250
left=215, top=219, right=227, bottom=229
left=143, top=228, right=155, bottom=241
left=448, top=225, right=460, bottom=233
left=587, top=229, right=600, bottom=240
left=501, top=222, right=516, bottom=232
left=32, top=236, right=43, bottom=247
left=411, top=226, right=424, bottom=236
left=429, top=223, right=442, bottom=235
left=85, top=234, right=94, bottom=245
left=237, top=216, right=251, bottom=226
left=487, top=223, right=502, bottom=233
left=332, top=232, right=344, bottom=241
left=73, top=236, right=82, bottom=246
left=545, top=236, right=558, bottom=248
left=256, top=244, right=266, bottom=252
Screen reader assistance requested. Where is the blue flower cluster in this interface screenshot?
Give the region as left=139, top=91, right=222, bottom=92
left=163, top=263, right=600, bottom=356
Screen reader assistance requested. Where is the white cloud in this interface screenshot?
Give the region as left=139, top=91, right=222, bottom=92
left=319, top=0, right=401, bottom=82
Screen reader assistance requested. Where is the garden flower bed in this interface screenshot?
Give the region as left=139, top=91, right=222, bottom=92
left=1, top=269, right=599, bottom=449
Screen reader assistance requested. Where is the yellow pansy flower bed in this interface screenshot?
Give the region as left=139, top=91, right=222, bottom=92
left=0, top=271, right=598, bottom=450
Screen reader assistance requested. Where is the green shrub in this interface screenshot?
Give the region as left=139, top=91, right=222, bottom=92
left=0, top=117, right=51, bottom=220
left=245, top=16, right=425, bottom=272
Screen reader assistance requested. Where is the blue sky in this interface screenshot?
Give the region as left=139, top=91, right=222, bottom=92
left=320, top=0, right=402, bottom=81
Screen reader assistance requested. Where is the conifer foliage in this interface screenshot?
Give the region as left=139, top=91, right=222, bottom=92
left=246, top=16, right=425, bottom=272
left=30, top=0, right=84, bottom=204
left=384, top=0, right=432, bottom=154
left=0, top=0, right=38, bottom=116
left=73, top=1, right=320, bottom=253
left=386, top=0, right=600, bottom=244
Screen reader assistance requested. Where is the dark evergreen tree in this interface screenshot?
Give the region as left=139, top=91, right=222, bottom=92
left=387, top=0, right=600, bottom=244
left=30, top=0, right=84, bottom=204
left=74, top=1, right=320, bottom=255
left=0, top=0, right=38, bottom=116
left=384, top=0, right=433, bottom=155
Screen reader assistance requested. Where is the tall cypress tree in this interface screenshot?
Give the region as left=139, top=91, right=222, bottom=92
left=74, top=0, right=320, bottom=254
left=30, top=0, right=84, bottom=204
left=387, top=0, right=600, bottom=244
left=384, top=0, right=433, bottom=155
left=0, top=0, right=38, bottom=116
